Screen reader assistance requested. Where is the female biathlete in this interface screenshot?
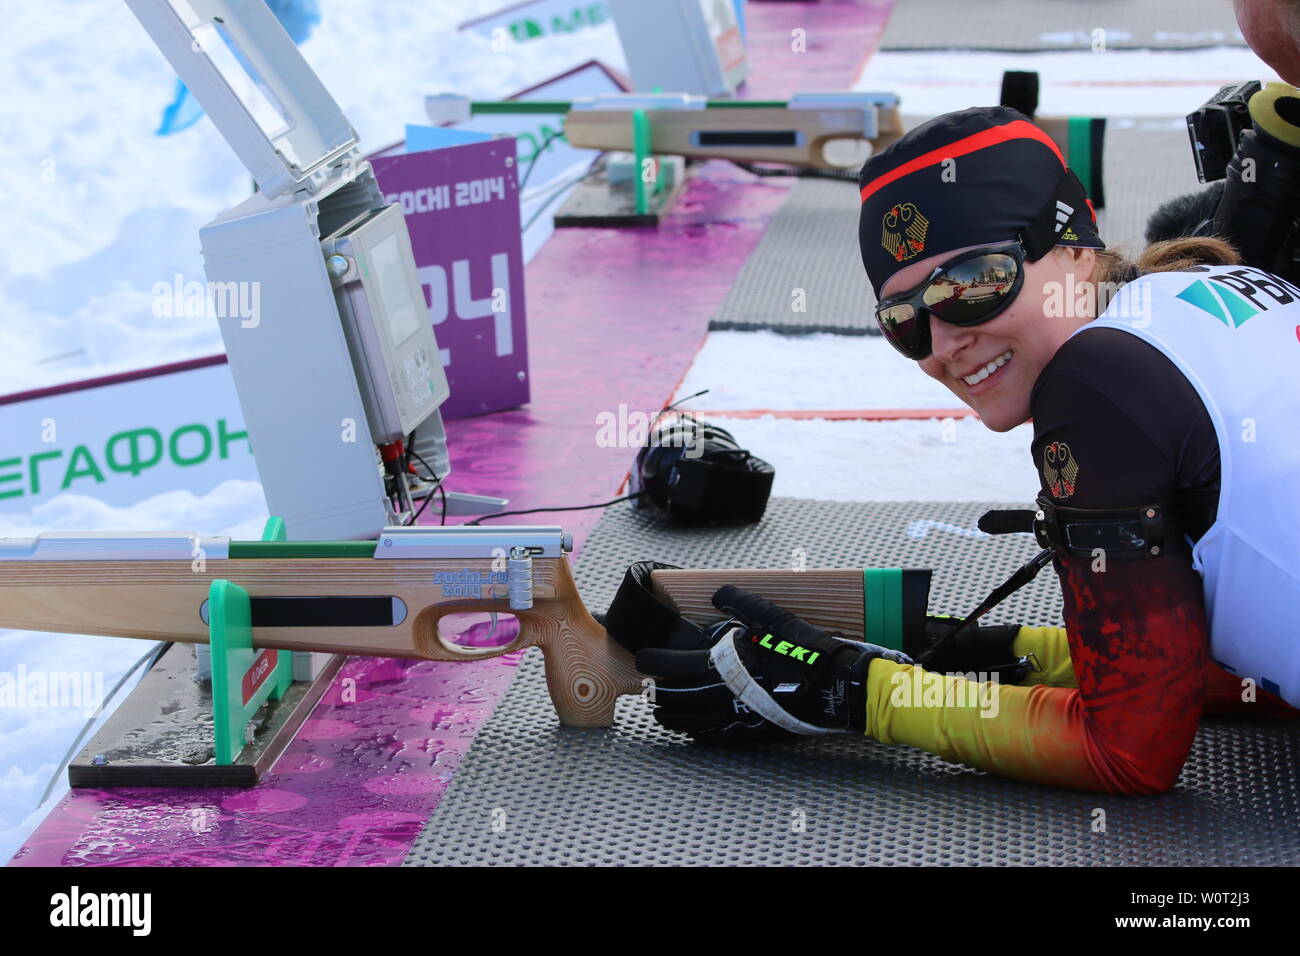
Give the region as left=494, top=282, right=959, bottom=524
left=630, top=106, right=1300, bottom=794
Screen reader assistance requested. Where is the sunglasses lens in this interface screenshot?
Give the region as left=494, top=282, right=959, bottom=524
left=875, top=248, right=1021, bottom=360
left=876, top=302, right=927, bottom=359
left=923, top=253, right=1019, bottom=324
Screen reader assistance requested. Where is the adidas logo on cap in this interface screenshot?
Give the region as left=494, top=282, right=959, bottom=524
left=1054, top=200, right=1074, bottom=233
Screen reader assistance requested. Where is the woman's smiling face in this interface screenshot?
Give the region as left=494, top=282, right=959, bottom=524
left=878, top=244, right=1098, bottom=432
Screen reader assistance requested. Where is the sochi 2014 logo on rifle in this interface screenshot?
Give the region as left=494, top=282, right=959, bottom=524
left=881, top=202, right=929, bottom=263
left=1042, top=441, right=1079, bottom=499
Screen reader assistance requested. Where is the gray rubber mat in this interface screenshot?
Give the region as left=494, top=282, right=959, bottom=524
left=880, top=0, right=1244, bottom=51
left=708, top=177, right=881, bottom=335
left=404, top=498, right=1300, bottom=866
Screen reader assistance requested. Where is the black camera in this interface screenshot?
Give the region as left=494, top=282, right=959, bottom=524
left=1167, top=80, right=1300, bottom=283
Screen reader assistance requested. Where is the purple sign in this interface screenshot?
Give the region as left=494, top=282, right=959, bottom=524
left=371, top=139, right=530, bottom=420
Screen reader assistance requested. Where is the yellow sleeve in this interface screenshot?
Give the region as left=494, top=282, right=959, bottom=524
left=863, top=657, right=1108, bottom=790
left=1012, top=625, right=1077, bottom=687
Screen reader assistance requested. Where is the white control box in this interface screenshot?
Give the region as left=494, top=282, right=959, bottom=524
left=125, top=0, right=451, bottom=539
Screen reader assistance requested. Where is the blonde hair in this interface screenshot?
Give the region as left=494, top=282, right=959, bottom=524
left=1090, top=235, right=1242, bottom=311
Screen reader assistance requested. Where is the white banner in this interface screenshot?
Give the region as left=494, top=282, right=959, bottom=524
left=0, top=360, right=256, bottom=513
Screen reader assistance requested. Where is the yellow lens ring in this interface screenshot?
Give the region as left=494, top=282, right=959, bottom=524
left=1249, top=82, right=1300, bottom=151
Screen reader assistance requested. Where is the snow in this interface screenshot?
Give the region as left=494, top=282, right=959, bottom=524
left=671, top=331, right=1039, bottom=504
left=698, top=415, right=1040, bottom=503
left=676, top=330, right=964, bottom=410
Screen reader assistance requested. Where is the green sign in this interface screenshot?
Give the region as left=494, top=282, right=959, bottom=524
left=509, top=3, right=608, bottom=42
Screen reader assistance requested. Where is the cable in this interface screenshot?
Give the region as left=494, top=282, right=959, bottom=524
left=405, top=390, right=709, bottom=528
left=403, top=428, right=447, bottom=526
left=407, top=446, right=447, bottom=526
left=521, top=169, right=595, bottom=231
left=37, top=640, right=169, bottom=806
left=648, top=387, right=710, bottom=432
left=520, top=167, right=589, bottom=208
left=522, top=166, right=602, bottom=232
left=466, top=491, right=647, bottom=525
left=406, top=477, right=436, bottom=526
left=463, top=389, right=710, bottom=525
left=518, top=129, right=565, bottom=191
left=731, top=159, right=860, bottom=182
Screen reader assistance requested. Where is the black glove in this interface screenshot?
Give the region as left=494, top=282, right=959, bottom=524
left=636, top=585, right=911, bottom=742
left=909, top=615, right=1033, bottom=683
left=635, top=616, right=791, bottom=745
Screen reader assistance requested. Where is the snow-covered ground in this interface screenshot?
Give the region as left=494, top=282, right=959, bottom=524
left=678, top=331, right=964, bottom=410
left=696, top=414, right=1040, bottom=503
left=673, top=331, right=1039, bottom=502
left=0, top=6, right=1281, bottom=862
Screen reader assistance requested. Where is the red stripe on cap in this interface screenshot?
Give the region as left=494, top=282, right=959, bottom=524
left=860, top=119, right=1066, bottom=205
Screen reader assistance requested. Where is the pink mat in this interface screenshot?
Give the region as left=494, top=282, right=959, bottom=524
left=742, top=0, right=892, bottom=100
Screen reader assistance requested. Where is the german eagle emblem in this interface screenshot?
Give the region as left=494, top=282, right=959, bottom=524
left=881, top=202, right=930, bottom=263
left=1042, top=441, right=1079, bottom=499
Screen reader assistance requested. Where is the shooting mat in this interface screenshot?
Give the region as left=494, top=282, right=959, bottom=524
left=878, top=0, right=1245, bottom=52
left=707, top=177, right=879, bottom=335
left=404, top=498, right=1300, bottom=866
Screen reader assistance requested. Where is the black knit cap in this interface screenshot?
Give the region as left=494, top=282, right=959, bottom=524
left=858, top=106, right=1104, bottom=299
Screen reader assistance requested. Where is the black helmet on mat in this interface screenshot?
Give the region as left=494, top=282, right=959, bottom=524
left=631, top=417, right=775, bottom=524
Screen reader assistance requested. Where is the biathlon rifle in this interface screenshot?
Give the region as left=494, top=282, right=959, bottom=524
left=0, top=524, right=903, bottom=726
left=428, top=93, right=906, bottom=169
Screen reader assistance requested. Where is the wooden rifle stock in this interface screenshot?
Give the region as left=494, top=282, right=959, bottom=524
left=0, top=532, right=875, bottom=726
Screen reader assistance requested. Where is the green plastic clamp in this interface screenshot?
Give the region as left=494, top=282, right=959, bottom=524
left=210, top=516, right=294, bottom=765
left=633, top=107, right=651, bottom=216
left=863, top=568, right=904, bottom=651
